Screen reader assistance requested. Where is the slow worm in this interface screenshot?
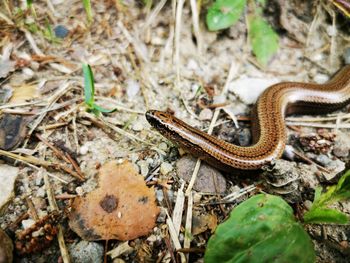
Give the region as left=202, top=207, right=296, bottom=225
left=146, top=65, right=350, bottom=170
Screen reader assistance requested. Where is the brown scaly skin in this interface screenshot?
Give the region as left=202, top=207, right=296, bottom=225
left=146, top=65, right=350, bottom=171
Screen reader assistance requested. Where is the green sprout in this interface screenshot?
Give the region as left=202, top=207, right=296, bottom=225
left=82, top=0, right=93, bottom=24
left=82, top=64, right=116, bottom=115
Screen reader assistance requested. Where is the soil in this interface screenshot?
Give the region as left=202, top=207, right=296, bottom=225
left=0, top=0, right=350, bottom=262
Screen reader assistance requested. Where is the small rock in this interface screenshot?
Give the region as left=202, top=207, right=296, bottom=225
left=36, top=187, right=46, bottom=198
left=0, top=228, right=13, bottom=263
left=69, top=241, right=104, bottom=263
left=235, top=128, right=251, bottom=146
left=176, top=156, right=226, bottom=194
left=155, top=189, right=164, bottom=203
left=146, top=235, right=157, bottom=242
left=304, top=200, right=313, bottom=210
left=228, top=77, right=280, bottom=104
left=80, top=145, right=89, bottom=155
left=0, top=165, right=19, bottom=215
left=156, top=209, right=166, bottom=223
left=333, top=131, right=350, bottom=157
left=323, top=159, right=346, bottom=181
left=132, top=119, right=144, bottom=131
left=343, top=47, right=350, bottom=64
left=198, top=108, right=213, bottom=121
left=313, top=74, right=329, bottom=84
left=0, top=88, right=12, bottom=104
left=137, top=160, right=149, bottom=177
left=54, top=25, right=69, bottom=38
left=160, top=162, right=173, bottom=175
left=315, top=154, right=332, bottom=167
left=158, top=142, right=168, bottom=151
left=22, top=219, right=35, bottom=229
left=126, top=79, right=140, bottom=99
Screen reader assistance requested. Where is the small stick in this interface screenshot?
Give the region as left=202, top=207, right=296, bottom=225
left=44, top=172, right=71, bottom=263
left=35, top=134, right=84, bottom=180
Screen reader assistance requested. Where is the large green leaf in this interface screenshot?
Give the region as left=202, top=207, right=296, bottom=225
left=206, top=0, right=246, bottom=31
left=205, top=194, right=315, bottom=263
left=248, top=15, right=279, bottom=66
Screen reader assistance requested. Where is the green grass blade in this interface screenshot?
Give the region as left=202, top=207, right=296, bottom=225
left=82, top=64, right=95, bottom=107
left=82, top=0, right=93, bottom=23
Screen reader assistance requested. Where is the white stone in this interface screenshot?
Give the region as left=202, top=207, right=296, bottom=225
left=160, top=162, right=173, bottom=175
left=0, top=165, right=19, bottom=214
left=22, top=219, right=35, bottom=229
left=199, top=108, right=213, bottom=121
left=228, top=76, right=280, bottom=104
left=80, top=145, right=89, bottom=155
left=313, top=74, right=329, bottom=84
left=126, top=79, right=140, bottom=99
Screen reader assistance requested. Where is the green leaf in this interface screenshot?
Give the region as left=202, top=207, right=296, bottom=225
left=206, top=0, right=246, bottom=31
left=303, top=207, right=349, bottom=224
left=82, top=0, right=93, bottom=23
left=92, top=104, right=117, bottom=113
left=82, top=64, right=95, bottom=107
left=333, top=170, right=350, bottom=201
left=26, top=0, right=33, bottom=7
left=248, top=15, right=279, bottom=66
left=205, top=194, right=315, bottom=263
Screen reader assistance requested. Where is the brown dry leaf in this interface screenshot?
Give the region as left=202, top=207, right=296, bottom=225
left=69, top=160, right=160, bottom=241
left=192, top=211, right=217, bottom=235
left=10, top=84, right=39, bottom=103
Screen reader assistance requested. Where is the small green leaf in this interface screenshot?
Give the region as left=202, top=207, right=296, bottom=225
left=92, top=104, right=117, bottom=113
left=333, top=170, right=350, bottom=200
left=26, top=0, right=33, bottom=7
left=304, top=207, right=349, bottom=224
left=82, top=0, right=93, bottom=23
left=82, top=64, right=95, bottom=107
left=248, top=15, right=279, bottom=66
left=206, top=0, right=246, bottom=31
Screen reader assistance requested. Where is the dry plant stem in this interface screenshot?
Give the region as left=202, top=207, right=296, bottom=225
left=287, top=113, right=350, bottom=122
left=165, top=209, right=186, bottom=263
left=189, top=0, right=202, bottom=54
left=95, top=97, right=145, bottom=114
left=44, top=173, right=71, bottom=263
left=172, top=183, right=185, bottom=236
left=174, top=0, right=185, bottom=85
left=0, top=149, right=83, bottom=181
left=126, top=45, right=149, bottom=109
left=142, top=0, right=167, bottom=31
left=285, top=122, right=350, bottom=129
left=292, top=149, right=331, bottom=174
left=37, top=122, right=69, bottom=131
left=25, top=197, right=39, bottom=220
left=35, top=134, right=84, bottom=180
left=183, top=192, right=193, bottom=260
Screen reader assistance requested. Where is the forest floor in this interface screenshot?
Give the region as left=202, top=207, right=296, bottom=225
left=0, top=0, right=350, bottom=262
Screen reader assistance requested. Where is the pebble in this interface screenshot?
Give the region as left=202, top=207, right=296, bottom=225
left=22, top=219, right=35, bottom=229
left=315, top=154, right=332, bottom=167
left=132, top=119, right=144, bottom=131
left=156, top=209, right=167, bottom=223
left=344, top=47, right=350, bottom=64
left=36, top=187, right=46, bottom=198
left=304, top=200, right=313, bottom=210
left=228, top=77, right=280, bottom=104
left=176, top=156, right=226, bottom=193
left=126, top=79, right=140, bottom=99
left=54, top=25, right=69, bottom=38
left=333, top=131, right=350, bottom=157
left=236, top=128, right=251, bottom=146
left=75, top=186, right=84, bottom=196
left=155, top=189, right=164, bottom=202
left=137, top=160, right=149, bottom=177
left=313, top=74, right=329, bottom=84
left=158, top=142, right=168, bottom=151
left=80, top=145, right=89, bottom=155
left=198, top=108, right=213, bottom=121
left=0, top=165, right=19, bottom=214
left=69, top=241, right=104, bottom=263
left=0, top=229, right=13, bottom=263
left=160, top=162, right=173, bottom=175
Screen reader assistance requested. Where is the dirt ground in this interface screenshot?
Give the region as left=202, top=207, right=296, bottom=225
left=0, top=0, right=350, bottom=262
